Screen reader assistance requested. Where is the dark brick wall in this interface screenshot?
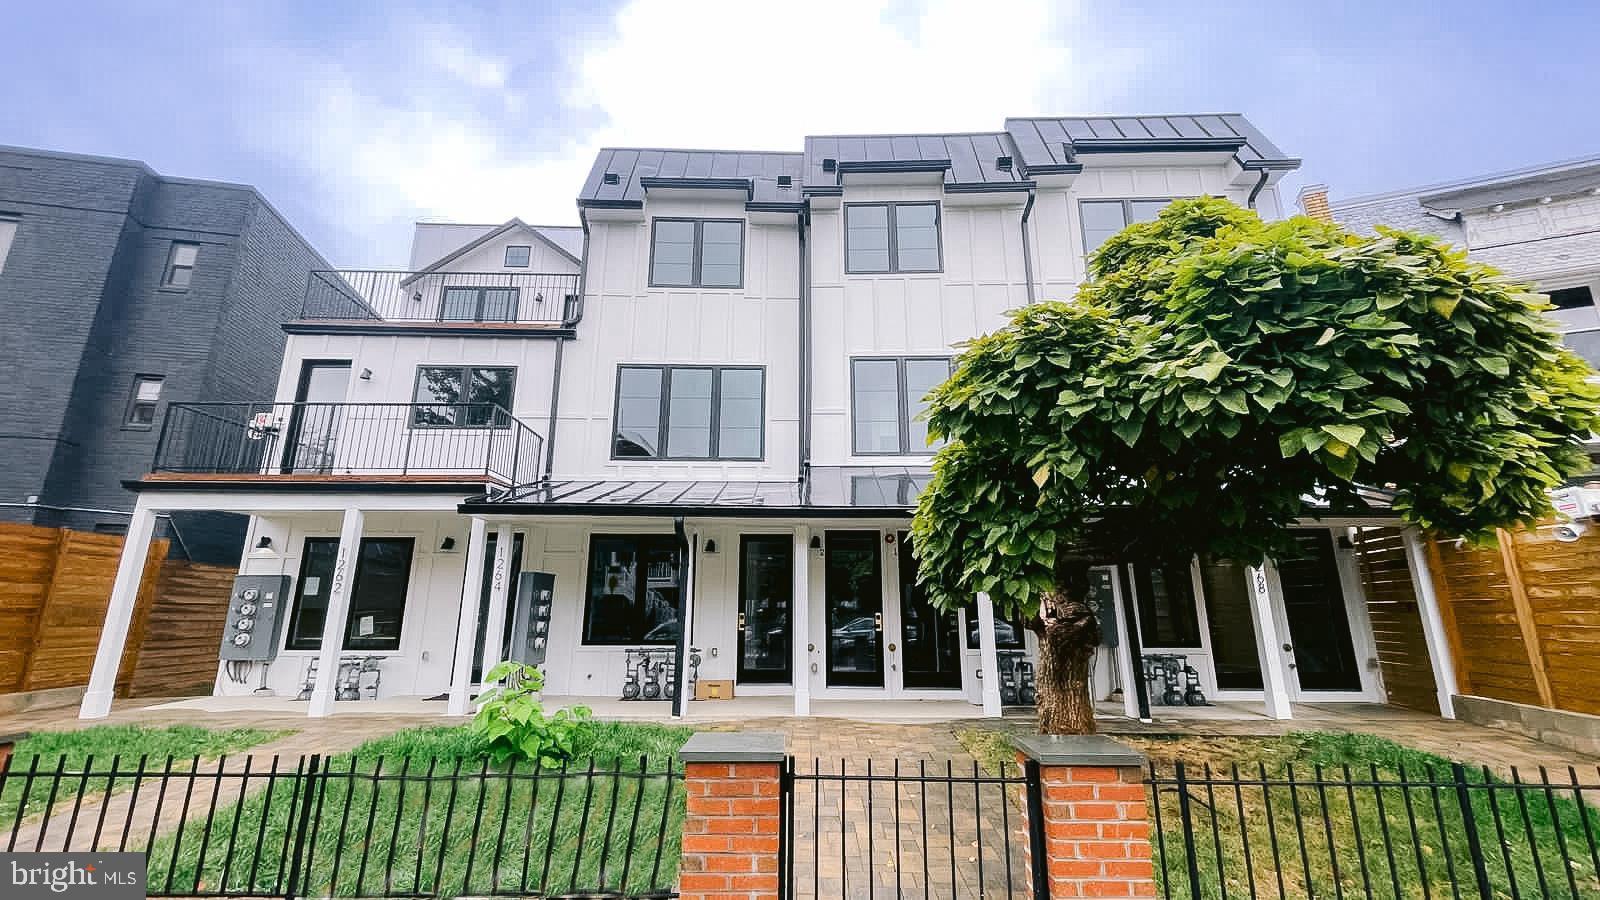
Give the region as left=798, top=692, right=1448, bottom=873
left=0, top=147, right=328, bottom=560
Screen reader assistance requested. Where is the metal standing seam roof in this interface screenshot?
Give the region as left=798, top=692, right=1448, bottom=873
left=1004, top=114, right=1299, bottom=172
left=800, top=132, right=1031, bottom=191
left=469, top=467, right=935, bottom=516
left=578, top=148, right=806, bottom=208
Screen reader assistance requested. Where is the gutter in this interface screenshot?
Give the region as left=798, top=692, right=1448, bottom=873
left=1020, top=187, right=1037, bottom=303
left=798, top=208, right=812, bottom=482
left=542, top=210, right=592, bottom=480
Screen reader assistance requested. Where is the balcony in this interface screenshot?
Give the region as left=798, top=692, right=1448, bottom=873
left=297, top=270, right=580, bottom=328
left=146, top=402, right=544, bottom=491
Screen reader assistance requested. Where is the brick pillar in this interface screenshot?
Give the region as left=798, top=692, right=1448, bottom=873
left=1015, top=734, right=1155, bottom=899
left=678, top=732, right=785, bottom=900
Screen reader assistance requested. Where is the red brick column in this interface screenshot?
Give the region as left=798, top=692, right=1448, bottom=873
left=677, top=732, right=785, bottom=900
left=1015, top=735, right=1155, bottom=899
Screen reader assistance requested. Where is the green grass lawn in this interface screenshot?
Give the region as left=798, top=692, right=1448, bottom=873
left=1, top=724, right=285, bottom=829
left=145, top=721, right=693, bottom=899
left=957, top=727, right=1600, bottom=900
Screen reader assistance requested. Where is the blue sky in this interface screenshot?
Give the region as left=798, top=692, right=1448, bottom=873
left=4, top=1, right=1596, bottom=265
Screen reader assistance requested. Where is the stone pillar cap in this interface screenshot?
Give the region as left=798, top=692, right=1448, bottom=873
left=679, top=731, right=786, bottom=763
left=1014, top=733, right=1146, bottom=768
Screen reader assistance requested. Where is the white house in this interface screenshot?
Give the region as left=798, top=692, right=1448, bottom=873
left=78, top=115, right=1462, bottom=724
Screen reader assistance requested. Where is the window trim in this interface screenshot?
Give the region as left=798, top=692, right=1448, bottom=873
left=436, top=285, right=520, bottom=322
left=503, top=245, right=531, bottom=268
left=844, top=201, right=943, bottom=275
left=284, top=536, right=416, bottom=653
left=849, top=356, right=954, bottom=456
left=611, top=364, right=766, bottom=461
left=582, top=533, right=682, bottom=646
left=409, top=365, right=517, bottom=430
left=122, top=374, right=165, bottom=431
left=1078, top=197, right=1178, bottom=257
left=647, top=217, right=746, bottom=289
left=162, top=241, right=200, bottom=290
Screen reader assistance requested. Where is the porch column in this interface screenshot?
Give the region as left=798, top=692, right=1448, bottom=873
left=479, top=523, right=516, bottom=679
left=977, top=592, right=1003, bottom=718
left=1402, top=527, right=1459, bottom=718
left=792, top=526, right=811, bottom=716
left=1245, top=561, right=1293, bottom=720
left=308, top=507, right=365, bottom=718
left=1107, top=568, right=1142, bottom=721
left=447, top=517, right=489, bottom=716
left=80, top=498, right=161, bottom=719
left=673, top=526, right=698, bottom=718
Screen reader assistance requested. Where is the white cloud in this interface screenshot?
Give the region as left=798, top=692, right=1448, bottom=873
left=240, top=0, right=1135, bottom=263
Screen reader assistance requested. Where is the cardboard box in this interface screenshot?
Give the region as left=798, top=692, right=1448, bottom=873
left=695, top=679, right=735, bottom=700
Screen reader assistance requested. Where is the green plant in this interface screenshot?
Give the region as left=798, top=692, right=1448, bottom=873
left=472, top=661, right=594, bottom=766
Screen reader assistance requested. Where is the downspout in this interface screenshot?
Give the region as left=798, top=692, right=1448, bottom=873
left=542, top=210, right=591, bottom=480
left=1019, top=187, right=1037, bottom=304
left=1245, top=166, right=1271, bottom=210
left=797, top=208, right=812, bottom=482
left=671, top=516, right=690, bottom=718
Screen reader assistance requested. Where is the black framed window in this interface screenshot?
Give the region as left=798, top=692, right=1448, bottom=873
left=845, top=202, right=942, bottom=274
left=1079, top=198, right=1174, bottom=255
left=285, top=537, right=414, bottom=652
left=1549, top=286, right=1595, bottom=310
left=163, top=242, right=199, bottom=288
left=124, top=375, right=164, bottom=428
left=851, top=357, right=954, bottom=455
left=503, top=245, right=531, bottom=267
left=649, top=218, right=744, bottom=288
left=412, top=366, right=516, bottom=428
left=439, top=286, right=518, bottom=322
left=583, top=534, right=681, bottom=645
left=612, top=365, right=764, bottom=459
left=1133, top=561, right=1202, bottom=647
left=0, top=215, right=16, bottom=274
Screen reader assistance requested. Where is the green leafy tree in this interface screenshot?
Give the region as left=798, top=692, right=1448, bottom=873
left=911, top=197, right=1600, bottom=734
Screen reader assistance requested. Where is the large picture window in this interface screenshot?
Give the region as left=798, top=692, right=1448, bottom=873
left=845, top=202, right=941, bottom=273
left=851, top=357, right=953, bottom=455
left=412, top=366, right=515, bottom=428
left=583, top=535, right=682, bottom=645
left=1133, top=561, right=1202, bottom=648
left=649, top=218, right=744, bottom=288
left=1079, top=199, right=1174, bottom=256
left=612, top=365, right=764, bottom=459
left=285, top=537, right=414, bottom=652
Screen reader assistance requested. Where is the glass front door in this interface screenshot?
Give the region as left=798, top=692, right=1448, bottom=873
left=283, top=361, right=350, bottom=473
left=737, top=535, right=793, bottom=684
left=471, top=531, right=525, bottom=683
left=824, top=531, right=884, bottom=687
left=1277, top=531, right=1362, bottom=692
left=897, top=532, right=962, bottom=690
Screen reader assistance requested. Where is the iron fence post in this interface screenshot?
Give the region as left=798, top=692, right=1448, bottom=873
left=1451, top=762, right=1494, bottom=900
left=1174, top=762, right=1203, bottom=900
left=1023, top=758, right=1050, bottom=900
left=778, top=756, right=792, bottom=900
left=282, top=754, right=321, bottom=900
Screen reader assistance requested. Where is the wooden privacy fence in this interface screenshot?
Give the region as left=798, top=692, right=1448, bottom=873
left=1351, top=527, right=1438, bottom=714
left=1427, top=525, right=1600, bottom=717
left=0, top=523, right=235, bottom=700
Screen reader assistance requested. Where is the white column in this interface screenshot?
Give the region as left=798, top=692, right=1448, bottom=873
left=791, top=526, right=811, bottom=716
left=1107, top=567, right=1142, bottom=720
left=1402, top=528, right=1459, bottom=719
left=80, top=499, right=160, bottom=719
left=447, top=517, right=489, bottom=716
left=479, top=523, right=515, bottom=679
left=1245, top=561, right=1294, bottom=720
left=308, top=507, right=365, bottom=718
left=674, top=529, right=698, bottom=718
left=977, top=592, right=1003, bottom=718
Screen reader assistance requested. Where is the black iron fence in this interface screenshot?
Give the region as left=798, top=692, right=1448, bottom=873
left=1149, top=762, right=1600, bottom=900
left=780, top=755, right=1038, bottom=899
left=302, top=270, right=579, bottom=324
left=1, top=753, right=683, bottom=899
left=152, top=401, right=544, bottom=488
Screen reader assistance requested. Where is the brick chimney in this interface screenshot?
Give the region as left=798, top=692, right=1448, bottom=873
left=1297, top=183, right=1332, bottom=222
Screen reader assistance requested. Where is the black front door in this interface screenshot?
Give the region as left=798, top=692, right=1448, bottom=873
left=898, top=532, right=961, bottom=689
left=1277, top=531, right=1363, bottom=691
left=737, top=535, right=792, bottom=684
left=471, top=531, right=526, bottom=682
left=825, top=531, right=884, bottom=688
left=283, top=361, right=350, bottom=473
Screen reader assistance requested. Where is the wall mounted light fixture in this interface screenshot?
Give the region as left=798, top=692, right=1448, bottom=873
left=439, top=536, right=457, bottom=551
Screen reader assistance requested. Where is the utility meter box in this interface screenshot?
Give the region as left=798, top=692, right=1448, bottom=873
left=218, top=575, right=292, bottom=662
left=509, top=572, right=556, bottom=667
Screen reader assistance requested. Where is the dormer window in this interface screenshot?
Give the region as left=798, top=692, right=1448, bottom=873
left=503, top=245, right=531, bottom=268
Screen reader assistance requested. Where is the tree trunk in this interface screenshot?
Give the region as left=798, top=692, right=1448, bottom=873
left=1032, top=560, right=1102, bottom=735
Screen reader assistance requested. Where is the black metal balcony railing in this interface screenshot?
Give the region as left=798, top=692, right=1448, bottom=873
left=152, top=402, right=544, bottom=489
left=301, top=270, right=580, bottom=324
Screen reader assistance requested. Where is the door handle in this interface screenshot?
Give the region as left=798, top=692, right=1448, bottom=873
left=1282, top=643, right=1294, bottom=652
left=738, top=612, right=746, bottom=629
left=874, top=613, right=883, bottom=633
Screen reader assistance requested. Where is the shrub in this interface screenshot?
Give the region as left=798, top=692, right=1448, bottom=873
left=471, top=661, right=593, bottom=766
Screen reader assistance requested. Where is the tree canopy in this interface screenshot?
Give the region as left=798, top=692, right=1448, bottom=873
left=911, top=197, right=1600, bottom=621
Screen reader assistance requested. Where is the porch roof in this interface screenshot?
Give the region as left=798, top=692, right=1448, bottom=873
left=457, top=466, right=932, bottom=518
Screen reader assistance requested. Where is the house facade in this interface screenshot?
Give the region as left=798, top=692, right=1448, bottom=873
left=1305, top=156, right=1600, bottom=367
left=0, top=145, right=330, bottom=562
left=78, top=115, right=1462, bottom=724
